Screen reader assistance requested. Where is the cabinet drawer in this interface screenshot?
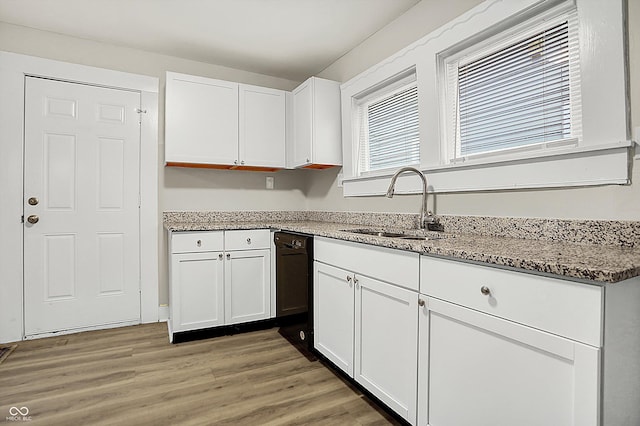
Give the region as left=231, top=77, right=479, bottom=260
left=420, top=256, right=603, bottom=346
left=225, top=229, right=270, bottom=250
left=315, top=237, right=419, bottom=291
left=171, top=231, right=223, bottom=253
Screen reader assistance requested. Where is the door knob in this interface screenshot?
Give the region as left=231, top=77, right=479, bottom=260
left=28, top=197, right=39, bottom=206
left=27, top=215, right=39, bottom=224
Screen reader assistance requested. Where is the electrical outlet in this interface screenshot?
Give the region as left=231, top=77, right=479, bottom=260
left=266, top=176, right=274, bottom=189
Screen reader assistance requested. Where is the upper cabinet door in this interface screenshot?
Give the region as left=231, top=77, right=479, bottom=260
left=239, top=84, right=286, bottom=168
left=165, top=72, right=238, bottom=165
left=292, top=78, right=313, bottom=167
left=291, top=77, right=342, bottom=169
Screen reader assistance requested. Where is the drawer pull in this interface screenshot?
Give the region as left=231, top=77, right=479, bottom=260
left=196, top=240, right=202, bottom=247
left=246, top=238, right=251, bottom=244
left=480, top=286, right=491, bottom=296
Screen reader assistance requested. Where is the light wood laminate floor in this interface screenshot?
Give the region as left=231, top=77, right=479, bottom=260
left=0, top=323, right=400, bottom=425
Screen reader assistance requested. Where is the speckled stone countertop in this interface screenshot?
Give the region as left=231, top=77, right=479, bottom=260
left=164, top=211, right=640, bottom=285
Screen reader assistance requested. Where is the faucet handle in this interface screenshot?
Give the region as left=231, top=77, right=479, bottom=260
left=426, top=212, right=445, bottom=232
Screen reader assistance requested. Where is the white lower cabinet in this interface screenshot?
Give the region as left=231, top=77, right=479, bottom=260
left=314, top=262, right=355, bottom=375
left=168, top=230, right=271, bottom=340
left=355, top=274, right=419, bottom=422
left=224, top=248, right=270, bottom=325
left=314, top=237, right=419, bottom=425
left=418, top=255, right=603, bottom=426
left=171, top=251, right=225, bottom=331
left=418, top=297, right=599, bottom=426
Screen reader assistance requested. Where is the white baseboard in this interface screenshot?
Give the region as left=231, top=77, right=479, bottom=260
left=158, top=305, right=170, bottom=322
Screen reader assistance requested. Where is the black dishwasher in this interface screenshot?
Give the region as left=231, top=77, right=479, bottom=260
left=274, top=232, right=314, bottom=355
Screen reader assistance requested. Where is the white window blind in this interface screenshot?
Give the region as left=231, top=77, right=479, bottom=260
left=447, top=12, right=581, bottom=159
left=357, top=80, right=419, bottom=174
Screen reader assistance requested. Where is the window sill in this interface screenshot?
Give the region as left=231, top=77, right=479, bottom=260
left=342, top=142, right=632, bottom=196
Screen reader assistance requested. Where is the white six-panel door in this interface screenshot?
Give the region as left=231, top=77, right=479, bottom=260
left=23, top=77, right=141, bottom=336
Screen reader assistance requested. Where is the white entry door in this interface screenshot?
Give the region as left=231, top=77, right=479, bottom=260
left=23, top=77, right=141, bottom=337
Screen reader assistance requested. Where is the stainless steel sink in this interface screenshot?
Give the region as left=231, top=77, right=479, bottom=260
left=346, top=229, right=406, bottom=238
left=344, top=229, right=450, bottom=240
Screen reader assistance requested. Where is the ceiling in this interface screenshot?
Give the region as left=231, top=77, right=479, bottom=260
left=0, top=0, right=421, bottom=81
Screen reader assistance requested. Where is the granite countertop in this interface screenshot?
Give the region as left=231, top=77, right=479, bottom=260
left=164, top=218, right=640, bottom=285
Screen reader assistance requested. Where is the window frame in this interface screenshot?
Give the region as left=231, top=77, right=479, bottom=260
left=339, top=0, right=631, bottom=197
left=441, top=6, right=582, bottom=164
left=355, top=72, right=420, bottom=177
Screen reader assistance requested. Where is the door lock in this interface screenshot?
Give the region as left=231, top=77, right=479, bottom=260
left=28, top=197, right=39, bottom=206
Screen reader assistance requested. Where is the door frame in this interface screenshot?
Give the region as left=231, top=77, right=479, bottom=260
left=0, top=51, right=159, bottom=343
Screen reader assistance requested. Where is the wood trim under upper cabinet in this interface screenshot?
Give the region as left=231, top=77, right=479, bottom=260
left=165, top=162, right=282, bottom=172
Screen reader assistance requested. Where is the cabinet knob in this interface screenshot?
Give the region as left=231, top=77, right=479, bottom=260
left=226, top=253, right=231, bottom=260
left=353, top=276, right=359, bottom=288
left=418, top=299, right=426, bottom=307
left=246, top=238, right=251, bottom=244
left=241, top=160, right=245, bottom=165
left=219, top=253, right=223, bottom=260
left=196, top=240, right=202, bottom=247
left=234, top=160, right=238, bottom=165
left=480, top=286, right=491, bottom=296
left=346, top=275, right=352, bottom=283
left=306, top=158, right=310, bottom=163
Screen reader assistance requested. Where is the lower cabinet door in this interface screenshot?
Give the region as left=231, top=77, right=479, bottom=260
left=170, top=251, right=225, bottom=332
left=224, top=249, right=271, bottom=325
left=418, top=297, right=600, bottom=426
left=355, top=275, right=418, bottom=425
left=314, top=262, right=355, bottom=376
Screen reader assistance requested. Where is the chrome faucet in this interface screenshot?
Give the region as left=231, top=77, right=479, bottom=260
left=386, top=167, right=437, bottom=229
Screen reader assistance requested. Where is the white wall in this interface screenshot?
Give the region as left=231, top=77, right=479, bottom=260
left=0, top=0, right=638, bottom=323
left=0, top=21, right=311, bottom=307
left=314, top=0, right=640, bottom=221
left=0, top=21, right=311, bottom=211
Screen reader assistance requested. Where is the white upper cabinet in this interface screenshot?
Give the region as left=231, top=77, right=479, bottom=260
left=239, top=84, right=286, bottom=168
left=291, top=77, right=342, bottom=169
left=165, top=72, right=238, bottom=166
left=165, top=72, right=286, bottom=170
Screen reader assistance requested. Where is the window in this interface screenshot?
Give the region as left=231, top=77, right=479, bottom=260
left=443, top=10, right=581, bottom=161
left=356, top=73, right=419, bottom=175
left=340, top=0, right=629, bottom=196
